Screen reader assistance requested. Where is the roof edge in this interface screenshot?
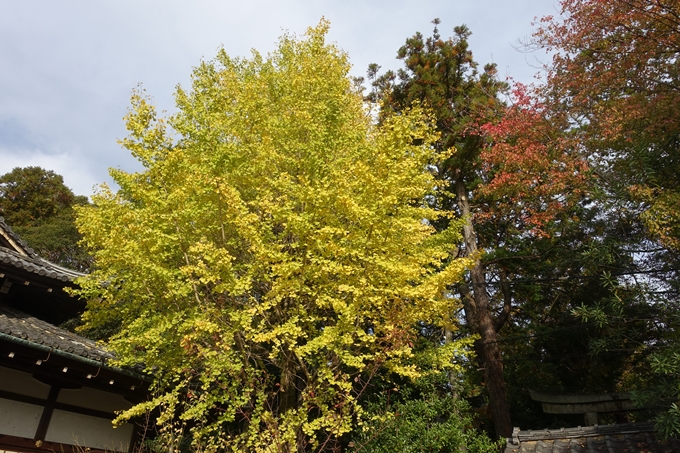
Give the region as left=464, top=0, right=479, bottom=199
left=0, top=217, right=35, bottom=257
left=0, top=330, right=148, bottom=381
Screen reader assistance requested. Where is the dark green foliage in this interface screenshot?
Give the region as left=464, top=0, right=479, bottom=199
left=0, top=166, right=77, bottom=223
left=0, top=166, right=91, bottom=271
left=491, top=196, right=677, bottom=428
left=368, top=19, right=507, bottom=200
left=350, top=373, right=501, bottom=453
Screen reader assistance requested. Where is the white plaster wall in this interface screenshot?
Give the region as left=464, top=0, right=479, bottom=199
left=0, top=366, right=50, bottom=398
left=45, top=409, right=133, bottom=452
left=57, top=386, right=133, bottom=413
left=0, top=398, right=42, bottom=438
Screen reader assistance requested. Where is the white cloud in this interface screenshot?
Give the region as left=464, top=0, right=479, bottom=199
left=0, top=0, right=559, bottom=198
left=0, top=147, right=123, bottom=198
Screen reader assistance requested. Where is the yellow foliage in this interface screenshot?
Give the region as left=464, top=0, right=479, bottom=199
left=631, top=185, right=680, bottom=251
left=74, top=20, right=470, bottom=452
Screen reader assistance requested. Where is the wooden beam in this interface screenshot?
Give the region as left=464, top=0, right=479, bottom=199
left=34, top=385, right=60, bottom=441
left=528, top=388, right=632, bottom=404
left=539, top=399, right=637, bottom=415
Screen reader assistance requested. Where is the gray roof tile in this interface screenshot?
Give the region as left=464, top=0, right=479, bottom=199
left=0, top=247, right=84, bottom=282
left=0, top=217, right=85, bottom=282
left=505, top=423, right=680, bottom=453
left=0, top=303, right=113, bottom=362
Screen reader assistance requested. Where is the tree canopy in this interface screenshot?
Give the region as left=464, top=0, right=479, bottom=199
left=535, top=0, right=680, bottom=436
left=536, top=0, right=680, bottom=251
left=0, top=166, right=91, bottom=271
left=73, top=22, right=477, bottom=452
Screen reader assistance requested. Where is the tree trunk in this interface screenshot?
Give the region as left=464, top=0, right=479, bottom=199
left=279, top=351, right=299, bottom=414
left=279, top=350, right=312, bottom=453
left=444, top=327, right=460, bottom=402
left=455, top=178, right=512, bottom=438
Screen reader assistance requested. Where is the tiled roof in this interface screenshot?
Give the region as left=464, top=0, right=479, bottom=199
left=0, top=217, right=84, bottom=282
left=504, top=423, right=680, bottom=453
left=0, top=303, right=113, bottom=362
left=0, top=246, right=84, bottom=282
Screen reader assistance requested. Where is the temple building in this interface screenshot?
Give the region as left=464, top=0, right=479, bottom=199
left=0, top=218, right=149, bottom=453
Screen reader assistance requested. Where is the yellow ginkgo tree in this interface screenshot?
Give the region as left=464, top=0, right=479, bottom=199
left=74, top=21, right=471, bottom=452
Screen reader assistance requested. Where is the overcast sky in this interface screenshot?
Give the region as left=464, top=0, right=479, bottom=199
left=0, top=0, right=559, bottom=197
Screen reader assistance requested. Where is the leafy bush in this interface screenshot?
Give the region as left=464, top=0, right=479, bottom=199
left=350, top=374, right=501, bottom=453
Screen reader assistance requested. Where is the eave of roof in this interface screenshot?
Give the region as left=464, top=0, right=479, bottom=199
left=0, top=219, right=148, bottom=387
left=0, top=303, right=112, bottom=361
left=0, top=246, right=84, bottom=282
left=0, top=216, right=39, bottom=257
left=0, top=217, right=85, bottom=283
left=0, top=303, right=147, bottom=383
